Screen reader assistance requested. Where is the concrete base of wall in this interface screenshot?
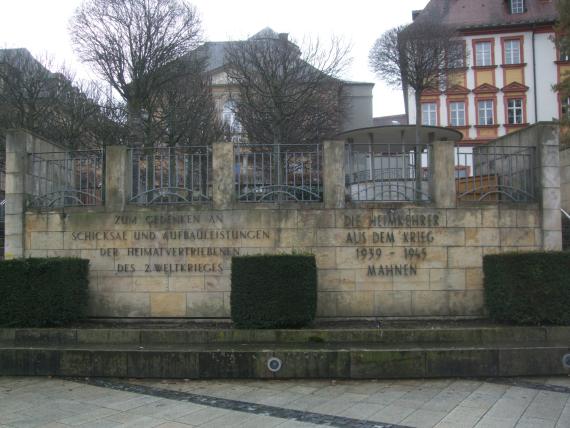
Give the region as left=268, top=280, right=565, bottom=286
left=1, top=326, right=569, bottom=379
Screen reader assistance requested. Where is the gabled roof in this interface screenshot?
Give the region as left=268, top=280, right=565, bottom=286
left=414, top=0, right=558, bottom=30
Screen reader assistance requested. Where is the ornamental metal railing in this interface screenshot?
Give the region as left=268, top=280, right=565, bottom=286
left=455, top=145, right=536, bottom=202
left=235, top=144, right=323, bottom=202
left=129, top=146, right=211, bottom=205
left=28, top=150, right=104, bottom=208
left=345, top=143, right=431, bottom=202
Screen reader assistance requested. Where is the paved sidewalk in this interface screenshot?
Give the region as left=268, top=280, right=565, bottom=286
left=1, top=376, right=570, bottom=427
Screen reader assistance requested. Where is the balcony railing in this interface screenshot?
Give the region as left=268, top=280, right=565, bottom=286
left=129, top=146, right=211, bottom=205
left=455, top=145, right=536, bottom=202
left=235, top=144, right=323, bottom=202
left=345, top=143, right=431, bottom=202
left=28, top=150, right=104, bottom=208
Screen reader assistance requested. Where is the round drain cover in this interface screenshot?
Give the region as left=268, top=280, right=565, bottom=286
left=267, top=357, right=282, bottom=372
left=562, top=354, right=570, bottom=369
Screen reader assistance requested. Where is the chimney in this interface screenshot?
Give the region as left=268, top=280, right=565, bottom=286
left=278, top=33, right=289, bottom=42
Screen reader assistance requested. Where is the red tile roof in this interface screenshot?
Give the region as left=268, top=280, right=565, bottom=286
left=414, top=0, right=558, bottom=30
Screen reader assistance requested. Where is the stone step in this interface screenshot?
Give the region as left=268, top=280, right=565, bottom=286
left=2, top=325, right=570, bottom=346
left=1, top=342, right=569, bottom=379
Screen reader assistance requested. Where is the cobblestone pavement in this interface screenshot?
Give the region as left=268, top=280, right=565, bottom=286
left=1, top=376, right=570, bottom=428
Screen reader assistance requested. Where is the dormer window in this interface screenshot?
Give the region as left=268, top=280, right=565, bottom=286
left=510, top=0, right=524, bottom=14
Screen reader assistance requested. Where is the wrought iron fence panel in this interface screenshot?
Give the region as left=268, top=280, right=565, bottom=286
left=28, top=150, right=104, bottom=208
left=130, top=146, right=212, bottom=205
left=235, top=144, right=323, bottom=202
left=455, top=145, right=536, bottom=202
left=345, top=143, right=431, bottom=202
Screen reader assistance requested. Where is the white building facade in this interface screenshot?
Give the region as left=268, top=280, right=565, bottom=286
left=408, top=0, right=561, bottom=145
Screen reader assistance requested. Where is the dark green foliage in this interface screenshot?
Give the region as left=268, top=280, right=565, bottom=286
left=0, top=258, right=89, bottom=327
left=484, top=252, right=570, bottom=325
left=231, top=255, right=317, bottom=329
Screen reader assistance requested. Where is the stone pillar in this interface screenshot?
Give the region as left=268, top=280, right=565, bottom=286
left=105, top=145, right=129, bottom=211
left=538, top=125, right=562, bottom=250
left=430, top=140, right=456, bottom=208
left=323, top=140, right=345, bottom=209
left=212, top=142, right=234, bottom=209
left=4, top=130, right=30, bottom=259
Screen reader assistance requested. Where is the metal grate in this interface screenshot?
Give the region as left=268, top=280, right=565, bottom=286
left=235, top=144, right=323, bottom=202
left=130, top=146, right=211, bottom=205
left=28, top=150, right=104, bottom=208
left=456, top=145, right=536, bottom=202
left=345, top=143, right=431, bottom=202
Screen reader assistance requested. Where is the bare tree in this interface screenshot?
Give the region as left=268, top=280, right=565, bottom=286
left=70, top=0, right=203, bottom=145
left=369, top=18, right=463, bottom=194
left=0, top=50, right=59, bottom=134
left=0, top=49, right=107, bottom=149
left=224, top=31, right=350, bottom=147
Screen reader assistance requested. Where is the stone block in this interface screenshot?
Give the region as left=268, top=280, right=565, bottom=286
left=446, top=208, right=481, bottom=227
left=150, top=293, right=186, bottom=317
left=466, top=268, right=484, bottom=289
left=187, top=292, right=227, bottom=317
left=542, top=187, right=561, bottom=210
left=318, top=269, right=356, bottom=291
left=97, top=273, right=134, bottom=293
left=429, top=269, right=466, bottom=290
left=500, top=228, right=535, bottom=246
left=427, top=228, right=465, bottom=247
left=543, top=230, right=563, bottom=251
left=516, top=209, right=540, bottom=227
left=448, top=290, right=485, bottom=316
left=411, top=291, right=450, bottom=316
left=497, top=209, right=518, bottom=227
left=350, top=350, right=426, bottom=378
left=481, top=206, right=500, bottom=227
left=133, top=276, right=168, bottom=292
left=374, top=291, right=413, bottom=316
left=168, top=275, right=204, bottom=293
left=311, top=247, right=336, bottom=269
left=128, top=351, right=198, bottom=378
left=336, top=291, right=374, bottom=316
left=543, top=208, right=562, bottom=231
left=205, top=275, right=230, bottom=291
left=88, top=292, right=150, bottom=317
left=278, top=228, right=316, bottom=247
left=297, top=210, right=335, bottom=228
left=316, top=291, right=338, bottom=316
left=448, top=247, right=483, bottom=268
left=426, top=349, right=498, bottom=377
left=392, top=268, right=430, bottom=290
left=541, top=165, right=561, bottom=188
left=30, top=231, right=64, bottom=250
left=465, top=228, right=500, bottom=246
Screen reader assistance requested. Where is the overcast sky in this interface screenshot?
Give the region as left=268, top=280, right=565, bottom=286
left=0, top=0, right=429, bottom=117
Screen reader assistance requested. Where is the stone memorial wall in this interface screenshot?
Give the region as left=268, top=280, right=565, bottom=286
left=4, top=125, right=562, bottom=319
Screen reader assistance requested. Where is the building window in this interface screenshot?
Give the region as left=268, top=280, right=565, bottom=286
left=421, top=103, right=437, bottom=126
left=475, top=42, right=492, bottom=66
left=223, top=100, right=242, bottom=134
left=449, top=101, right=466, bottom=127
left=504, top=39, right=521, bottom=65
left=448, top=41, right=466, bottom=69
left=560, top=48, right=570, bottom=62
left=478, top=100, right=494, bottom=125
left=510, top=0, right=524, bottom=14
left=507, top=99, right=524, bottom=124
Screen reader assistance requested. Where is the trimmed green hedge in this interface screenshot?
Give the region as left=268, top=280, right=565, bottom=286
left=231, top=255, right=317, bottom=328
left=484, top=252, right=570, bottom=325
left=0, top=258, right=90, bottom=327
